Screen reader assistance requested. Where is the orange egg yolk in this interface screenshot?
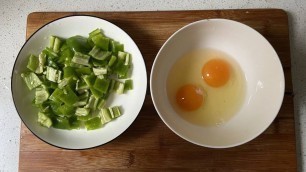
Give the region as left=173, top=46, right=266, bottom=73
left=176, top=84, right=204, bottom=111
left=202, top=59, right=231, bottom=87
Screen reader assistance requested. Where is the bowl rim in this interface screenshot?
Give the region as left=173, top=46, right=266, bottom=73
left=150, top=18, right=285, bottom=148
left=11, top=14, right=147, bottom=150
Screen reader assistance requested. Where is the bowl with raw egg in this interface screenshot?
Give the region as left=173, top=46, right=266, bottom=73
left=150, top=19, right=284, bottom=148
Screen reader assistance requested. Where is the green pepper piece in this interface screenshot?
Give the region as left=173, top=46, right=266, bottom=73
left=89, top=46, right=111, bottom=60
left=42, top=79, right=58, bottom=90
left=21, top=72, right=42, bottom=90
left=85, top=116, right=102, bottom=130
left=69, top=116, right=82, bottom=129
left=58, top=86, right=78, bottom=106
left=71, top=52, right=91, bottom=66
left=49, top=36, right=55, bottom=49
left=124, top=79, right=133, bottom=92
left=43, top=47, right=59, bottom=60
left=26, top=54, right=39, bottom=72
left=35, top=52, right=46, bottom=74
left=112, top=53, right=130, bottom=76
left=76, top=79, right=89, bottom=91
left=49, top=100, right=62, bottom=116
left=89, top=28, right=102, bottom=38
left=38, top=112, right=52, bottom=128
left=75, top=67, right=92, bottom=76
left=94, top=78, right=110, bottom=94
left=111, top=41, right=124, bottom=53
left=84, top=95, right=99, bottom=110
left=60, top=42, right=69, bottom=51
left=77, top=115, right=91, bottom=121
left=83, top=75, right=96, bottom=87
left=63, top=66, right=76, bottom=79
left=92, top=58, right=108, bottom=67
left=37, top=101, right=51, bottom=113
left=108, top=55, right=117, bottom=67
left=49, top=88, right=63, bottom=103
left=58, top=104, right=75, bottom=117
left=53, top=37, right=62, bottom=53
left=58, top=47, right=73, bottom=65
left=91, top=34, right=110, bottom=51
left=52, top=116, right=70, bottom=130
left=90, top=86, right=104, bottom=99
left=35, top=86, right=50, bottom=104
left=66, top=35, right=91, bottom=54
left=99, top=108, right=112, bottom=124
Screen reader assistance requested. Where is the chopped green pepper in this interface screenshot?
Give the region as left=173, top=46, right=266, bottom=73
left=21, top=28, right=132, bottom=130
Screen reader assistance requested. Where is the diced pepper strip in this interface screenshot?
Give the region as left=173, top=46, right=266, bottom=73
left=35, top=52, right=46, bottom=74
left=100, top=108, right=112, bottom=124
left=38, top=112, right=52, bottom=128
left=124, top=79, right=133, bottom=92
left=58, top=104, right=75, bottom=117
left=26, top=54, right=39, bottom=72
left=52, top=116, right=71, bottom=130
left=93, top=78, right=110, bottom=94
left=71, top=52, right=91, bottom=66
left=35, top=86, right=50, bottom=104
left=91, top=34, right=110, bottom=51
left=21, top=72, right=42, bottom=90
left=75, top=107, right=90, bottom=116
left=85, top=116, right=102, bottom=130
left=58, top=86, right=79, bottom=106
left=89, top=46, right=111, bottom=60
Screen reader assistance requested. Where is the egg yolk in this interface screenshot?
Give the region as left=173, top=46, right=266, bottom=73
left=202, top=59, right=230, bottom=87
left=176, top=84, right=204, bottom=111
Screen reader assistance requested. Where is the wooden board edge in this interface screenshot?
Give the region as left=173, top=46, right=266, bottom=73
left=27, top=8, right=288, bottom=17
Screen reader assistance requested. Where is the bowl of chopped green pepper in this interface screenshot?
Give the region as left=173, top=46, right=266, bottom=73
left=11, top=15, right=147, bottom=149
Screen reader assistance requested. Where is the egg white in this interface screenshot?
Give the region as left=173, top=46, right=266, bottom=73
left=167, top=49, right=246, bottom=127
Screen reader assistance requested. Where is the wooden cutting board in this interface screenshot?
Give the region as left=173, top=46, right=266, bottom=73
left=20, top=9, right=296, bottom=171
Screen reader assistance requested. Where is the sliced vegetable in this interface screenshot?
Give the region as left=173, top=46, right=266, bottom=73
left=58, top=86, right=78, bottom=106
left=21, top=72, right=42, bottom=90
left=108, top=55, right=117, bottom=67
left=38, top=112, right=52, bottom=128
left=21, top=29, right=132, bottom=130
left=58, top=104, right=75, bottom=117
left=93, top=78, right=110, bottom=94
left=124, top=79, right=133, bottom=92
left=66, top=35, right=91, bottom=53
left=83, top=75, right=96, bottom=87
left=111, top=40, right=124, bottom=54
left=91, top=34, right=110, bottom=51
left=85, top=116, right=102, bottom=130
left=93, top=67, right=107, bottom=76
left=35, top=52, right=46, bottom=74
left=84, top=95, right=99, bottom=110
left=100, top=108, right=112, bottom=124
left=71, top=52, right=90, bottom=66
left=89, top=46, right=111, bottom=60
left=52, top=116, right=70, bottom=129
left=113, top=80, right=125, bottom=94
left=75, top=107, right=90, bottom=116
left=35, top=86, right=50, bottom=104
left=53, top=37, right=62, bottom=53
left=26, top=54, right=39, bottom=72
left=46, top=66, right=59, bottom=82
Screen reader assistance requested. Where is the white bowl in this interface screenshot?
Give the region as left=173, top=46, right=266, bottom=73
left=11, top=15, right=147, bottom=149
left=150, top=19, right=284, bottom=148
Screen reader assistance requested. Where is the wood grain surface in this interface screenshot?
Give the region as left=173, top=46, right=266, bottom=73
left=20, top=9, right=296, bottom=171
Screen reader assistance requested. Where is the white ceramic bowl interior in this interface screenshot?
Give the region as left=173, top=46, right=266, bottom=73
left=150, top=19, right=284, bottom=148
left=12, top=16, right=147, bottom=149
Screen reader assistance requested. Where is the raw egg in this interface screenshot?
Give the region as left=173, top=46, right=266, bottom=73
left=202, top=59, right=230, bottom=87
left=176, top=84, right=204, bottom=111
left=167, top=49, right=246, bottom=127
